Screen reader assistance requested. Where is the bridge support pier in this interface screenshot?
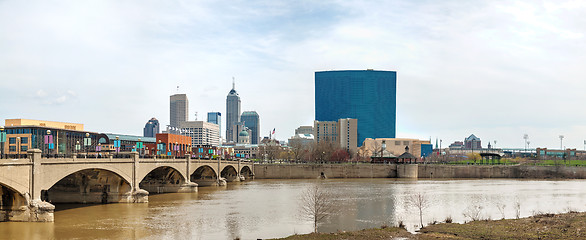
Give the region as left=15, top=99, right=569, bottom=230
left=129, top=152, right=149, bottom=203
left=178, top=182, right=198, bottom=193
left=123, top=189, right=149, bottom=203
left=11, top=149, right=56, bottom=222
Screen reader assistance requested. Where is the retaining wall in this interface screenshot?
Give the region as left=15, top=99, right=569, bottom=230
left=252, top=164, right=586, bottom=179
left=418, top=164, right=586, bottom=179
left=253, top=164, right=397, bottom=179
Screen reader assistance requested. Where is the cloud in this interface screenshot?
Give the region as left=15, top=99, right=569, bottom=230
left=1, top=0, right=586, bottom=148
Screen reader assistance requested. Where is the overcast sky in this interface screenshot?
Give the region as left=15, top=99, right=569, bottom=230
left=1, top=0, right=586, bottom=149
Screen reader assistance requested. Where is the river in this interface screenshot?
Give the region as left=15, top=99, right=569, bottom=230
left=1, top=178, right=585, bottom=239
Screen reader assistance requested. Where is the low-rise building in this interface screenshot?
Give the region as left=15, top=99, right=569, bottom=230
left=360, top=138, right=433, bottom=159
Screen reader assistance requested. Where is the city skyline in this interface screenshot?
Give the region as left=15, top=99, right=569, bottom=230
left=2, top=1, right=586, bottom=149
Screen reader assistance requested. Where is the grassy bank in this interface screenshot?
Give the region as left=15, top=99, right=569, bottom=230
left=273, top=212, right=586, bottom=240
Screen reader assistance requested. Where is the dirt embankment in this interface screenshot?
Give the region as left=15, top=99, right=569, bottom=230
left=273, top=212, right=586, bottom=240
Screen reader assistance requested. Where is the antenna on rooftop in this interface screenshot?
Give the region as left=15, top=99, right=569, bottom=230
left=195, top=112, right=198, bottom=121
left=176, top=86, right=180, bottom=93
left=232, top=77, right=235, bottom=89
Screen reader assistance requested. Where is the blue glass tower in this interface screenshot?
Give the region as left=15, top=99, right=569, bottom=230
left=241, top=111, right=260, bottom=144
left=315, top=70, right=396, bottom=147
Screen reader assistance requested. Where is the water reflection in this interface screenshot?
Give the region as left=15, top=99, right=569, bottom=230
left=0, top=179, right=585, bottom=239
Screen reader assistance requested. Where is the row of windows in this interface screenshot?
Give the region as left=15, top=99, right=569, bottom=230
left=8, top=146, right=27, bottom=151
left=8, top=137, right=28, bottom=144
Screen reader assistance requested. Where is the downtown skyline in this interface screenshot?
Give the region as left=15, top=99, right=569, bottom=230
left=2, top=1, right=586, bottom=149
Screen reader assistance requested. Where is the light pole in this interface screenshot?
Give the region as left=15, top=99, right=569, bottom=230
left=114, top=136, right=120, bottom=155
left=16, top=137, right=21, bottom=159
left=175, top=142, right=179, bottom=157
left=157, top=140, right=162, bottom=156
left=76, top=141, right=80, bottom=155
left=0, top=126, right=5, bottom=159
left=84, top=133, right=91, bottom=156
left=523, top=134, right=529, bottom=152
left=439, top=139, right=442, bottom=160
left=559, top=135, right=564, bottom=150
left=45, top=129, right=52, bottom=157
left=137, top=138, right=143, bottom=157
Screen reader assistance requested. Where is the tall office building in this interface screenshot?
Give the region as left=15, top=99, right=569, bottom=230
left=170, top=94, right=189, bottom=128
left=207, top=112, right=221, bottom=138
left=315, top=70, right=397, bottom=147
left=226, top=81, right=241, bottom=142
left=241, top=111, right=260, bottom=144
left=143, top=117, right=160, bottom=137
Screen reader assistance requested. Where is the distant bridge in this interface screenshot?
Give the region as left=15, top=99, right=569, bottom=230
left=0, top=149, right=253, bottom=222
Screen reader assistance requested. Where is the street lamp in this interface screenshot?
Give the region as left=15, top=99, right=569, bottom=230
left=45, top=130, right=52, bottom=157
left=84, top=133, right=91, bottom=156
left=175, top=142, right=179, bottom=157
left=157, top=140, right=162, bottom=156
left=96, top=143, right=102, bottom=157
left=0, top=126, right=5, bottom=159
left=137, top=138, right=143, bottom=157
left=76, top=140, right=80, bottom=155
left=16, top=137, right=21, bottom=159
left=114, top=136, right=120, bottom=154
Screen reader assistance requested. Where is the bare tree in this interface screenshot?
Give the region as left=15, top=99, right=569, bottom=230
left=299, top=183, right=338, bottom=232
left=491, top=196, right=506, bottom=219
left=406, top=192, right=430, bottom=228
left=463, top=195, right=484, bottom=221
left=514, top=198, right=521, bottom=219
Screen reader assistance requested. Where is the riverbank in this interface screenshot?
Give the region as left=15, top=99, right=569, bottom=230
left=273, top=211, right=586, bottom=240
left=253, top=163, right=586, bottom=179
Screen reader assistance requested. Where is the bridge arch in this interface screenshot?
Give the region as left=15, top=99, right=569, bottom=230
left=41, top=166, right=132, bottom=192
left=44, top=168, right=132, bottom=204
left=190, top=165, right=218, bottom=187
left=139, top=166, right=186, bottom=194
left=221, top=165, right=239, bottom=182
left=240, top=166, right=253, bottom=179
left=0, top=182, right=28, bottom=221
left=0, top=175, right=28, bottom=197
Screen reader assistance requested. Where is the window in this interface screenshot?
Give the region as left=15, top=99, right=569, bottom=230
left=395, top=141, right=400, bottom=146
left=21, top=137, right=28, bottom=144
left=403, top=141, right=409, bottom=145
left=9, top=146, right=16, bottom=152
left=9, top=137, right=16, bottom=144
left=21, top=145, right=28, bottom=151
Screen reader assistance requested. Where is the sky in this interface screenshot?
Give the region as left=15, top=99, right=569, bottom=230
left=1, top=0, right=586, bottom=149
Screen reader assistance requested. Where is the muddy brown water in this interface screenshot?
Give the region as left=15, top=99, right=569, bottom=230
left=1, top=178, right=585, bottom=239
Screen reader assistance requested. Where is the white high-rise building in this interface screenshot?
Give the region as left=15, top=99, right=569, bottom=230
left=176, top=121, right=220, bottom=147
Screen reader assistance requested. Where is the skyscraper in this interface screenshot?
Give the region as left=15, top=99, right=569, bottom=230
left=241, top=111, right=260, bottom=144
left=226, top=81, right=241, bottom=142
left=143, top=117, right=160, bottom=137
left=207, top=112, right=221, bottom=138
left=315, top=70, right=397, bottom=147
left=170, top=94, right=188, bottom=128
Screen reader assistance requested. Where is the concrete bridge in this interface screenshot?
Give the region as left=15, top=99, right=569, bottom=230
left=0, top=149, right=254, bottom=222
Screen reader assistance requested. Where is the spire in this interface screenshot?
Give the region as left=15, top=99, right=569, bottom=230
left=232, top=77, right=235, bottom=90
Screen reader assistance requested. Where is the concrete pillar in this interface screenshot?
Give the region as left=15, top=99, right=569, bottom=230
left=28, top=149, right=42, bottom=200
left=397, top=164, right=419, bottom=179
left=125, top=152, right=148, bottom=203
left=20, top=149, right=55, bottom=222
left=131, top=152, right=139, bottom=191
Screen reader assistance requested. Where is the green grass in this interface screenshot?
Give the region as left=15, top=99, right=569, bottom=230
left=535, top=159, right=586, bottom=166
